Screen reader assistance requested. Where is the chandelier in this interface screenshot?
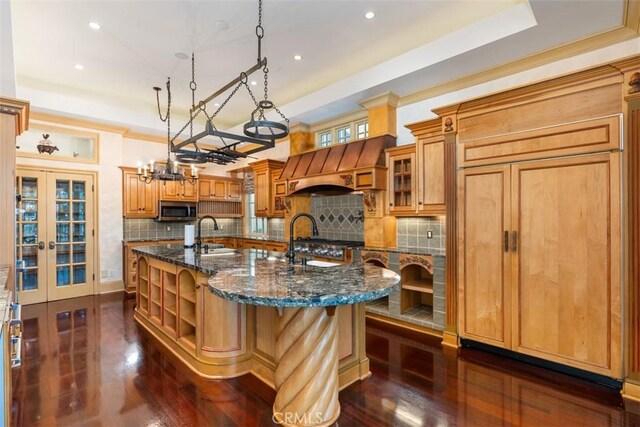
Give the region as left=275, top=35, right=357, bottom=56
left=138, top=79, right=199, bottom=185
left=148, top=0, right=289, bottom=169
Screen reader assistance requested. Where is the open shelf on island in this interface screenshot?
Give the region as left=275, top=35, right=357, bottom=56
left=400, top=263, right=434, bottom=314
left=178, top=269, right=197, bottom=353
left=402, top=279, right=433, bottom=293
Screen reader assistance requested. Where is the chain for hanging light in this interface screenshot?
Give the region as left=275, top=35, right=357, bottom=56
left=143, top=0, right=289, bottom=171
left=138, top=78, right=199, bottom=185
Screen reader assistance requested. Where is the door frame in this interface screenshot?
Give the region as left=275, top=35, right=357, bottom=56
left=17, top=165, right=100, bottom=299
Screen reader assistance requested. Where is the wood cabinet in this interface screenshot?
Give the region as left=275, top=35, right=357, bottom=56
left=272, top=170, right=286, bottom=216
left=199, top=176, right=243, bottom=201
left=385, top=145, right=416, bottom=215
left=158, top=179, right=198, bottom=202
left=387, top=119, right=446, bottom=216
left=196, top=272, right=247, bottom=358
left=407, top=119, right=446, bottom=215
left=250, top=159, right=285, bottom=217
left=459, top=153, right=621, bottom=377
left=121, top=167, right=157, bottom=218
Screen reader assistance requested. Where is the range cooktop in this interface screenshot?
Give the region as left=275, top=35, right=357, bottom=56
left=294, top=237, right=364, bottom=247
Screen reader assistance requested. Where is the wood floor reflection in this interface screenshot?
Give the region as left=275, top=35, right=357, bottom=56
left=11, top=293, right=638, bottom=426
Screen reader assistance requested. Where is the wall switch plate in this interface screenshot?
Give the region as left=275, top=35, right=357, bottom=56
left=427, top=231, right=433, bottom=239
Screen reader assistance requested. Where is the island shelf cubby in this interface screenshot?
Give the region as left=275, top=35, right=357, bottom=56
left=400, top=263, right=433, bottom=313
left=149, top=264, right=162, bottom=324
left=137, top=256, right=149, bottom=315
left=163, top=271, right=177, bottom=335
left=178, top=269, right=197, bottom=349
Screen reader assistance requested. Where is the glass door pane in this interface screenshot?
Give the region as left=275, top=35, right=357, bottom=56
left=16, top=172, right=47, bottom=303
left=54, top=179, right=89, bottom=287
left=47, top=174, right=93, bottom=302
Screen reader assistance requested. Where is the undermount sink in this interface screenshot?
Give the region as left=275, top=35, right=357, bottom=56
left=199, top=248, right=238, bottom=257
left=305, top=260, right=340, bottom=267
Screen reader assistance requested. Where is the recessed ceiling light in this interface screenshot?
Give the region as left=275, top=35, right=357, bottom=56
left=213, top=103, right=220, bottom=107
left=250, top=80, right=257, bottom=86
left=175, top=52, right=189, bottom=60
left=74, top=64, right=84, bottom=70
left=293, top=54, right=302, bottom=61
left=88, top=22, right=101, bottom=30
left=364, top=11, right=375, bottom=20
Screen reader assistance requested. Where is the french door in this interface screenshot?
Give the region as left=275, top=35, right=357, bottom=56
left=16, top=169, right=96, bottom=304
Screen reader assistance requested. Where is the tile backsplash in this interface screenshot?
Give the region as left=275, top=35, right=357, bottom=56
left=268, top=218, right=285, bottom=242
left=311, top=194, right=364, bottom=242
left=396, top=216, right=446, bottom=253
left=124, top=218, right=242, bottom=242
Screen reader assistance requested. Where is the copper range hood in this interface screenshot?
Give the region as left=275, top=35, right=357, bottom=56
left=276, top=134, right=395, bottom=195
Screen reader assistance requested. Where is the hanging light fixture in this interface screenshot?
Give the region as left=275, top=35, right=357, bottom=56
left=150, top=0, right=289, bottom=168
left=36, top=134, right=59, bottom=155
left=138, top=78, right=199, bottom=185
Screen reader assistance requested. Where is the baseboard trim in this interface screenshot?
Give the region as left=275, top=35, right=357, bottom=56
left=442, top=330, right=459, bottom=349
left=365, top=312, right=443, bottom=339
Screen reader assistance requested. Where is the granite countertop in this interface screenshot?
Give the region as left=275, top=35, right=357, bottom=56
left=360, top=246, right=446, bottom=257
left=133, top=244, right=228, bottom=275
left=124, top=236, right=286, bottom=244
left=133, top=245, right=400, bottom=308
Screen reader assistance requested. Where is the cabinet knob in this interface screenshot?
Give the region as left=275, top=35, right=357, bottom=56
left=389, top=203, right=394, bottom=207
left=195, top=284, right=201, bottom=289
left=418, top=201, right=423, bottom=205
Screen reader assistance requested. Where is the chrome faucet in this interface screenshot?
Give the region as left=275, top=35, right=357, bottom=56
left=286, top=213, right=319, bottom=263
left=196, top=215, right=219, bottom=253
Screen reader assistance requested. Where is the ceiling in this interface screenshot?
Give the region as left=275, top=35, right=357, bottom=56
left=8, top=0, right=633, bottom=139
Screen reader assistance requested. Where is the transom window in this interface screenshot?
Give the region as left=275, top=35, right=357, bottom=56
left=316, top=119, right=368, bottom=148
left=319, top=131, right=332, bottom=148
left=356, top=121, right=369, bottom=139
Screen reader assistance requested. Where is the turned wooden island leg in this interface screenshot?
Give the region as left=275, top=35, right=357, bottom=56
left=273, top=306, right=340, bottom=427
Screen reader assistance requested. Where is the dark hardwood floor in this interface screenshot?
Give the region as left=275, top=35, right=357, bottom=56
left=10, top=293, right=639, bottom=426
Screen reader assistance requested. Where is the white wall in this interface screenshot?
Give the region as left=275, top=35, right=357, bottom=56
left=0, top=0, right=16, bottom=97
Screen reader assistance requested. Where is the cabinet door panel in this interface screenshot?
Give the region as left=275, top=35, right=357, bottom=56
left=182, top=181, right=198, bottom=201
left=418, top=139, right=445, bottom=214
left=459, top=165, right=511, bottom=348
left=512, top=153, right=621, bottom=376
left=198, top=180, right=212, bottom=200
left=212, top=180, right=227, bottom=200
left=198, top=275, right=246, bottom=358
left=228, top=181, right=242, bottom=201
left=254, top=171, right=269, bottom=216
left=387, top=151, right=417, bottom=214
left=159, top=181, right=180, bottom=201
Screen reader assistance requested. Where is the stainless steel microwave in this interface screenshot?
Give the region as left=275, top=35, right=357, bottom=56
left=156, top=201, right=197, bottom=222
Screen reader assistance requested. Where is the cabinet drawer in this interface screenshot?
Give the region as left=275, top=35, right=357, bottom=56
left=264, top=242, right=286, bottom=252
left=458, top=116, right=620, bottom=167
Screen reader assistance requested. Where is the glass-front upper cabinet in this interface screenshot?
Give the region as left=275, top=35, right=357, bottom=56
left=386, top=145, right=416, bottom=214
left=16, top=125, right=99, bottom=164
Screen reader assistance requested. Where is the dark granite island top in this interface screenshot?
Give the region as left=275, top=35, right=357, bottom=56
left=132, top=243, right=398, bottom=426
left=132, top=244, right=400, bottom=307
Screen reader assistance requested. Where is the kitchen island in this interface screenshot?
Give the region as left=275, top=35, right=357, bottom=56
left=132, top=244, right=399, bottom=427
